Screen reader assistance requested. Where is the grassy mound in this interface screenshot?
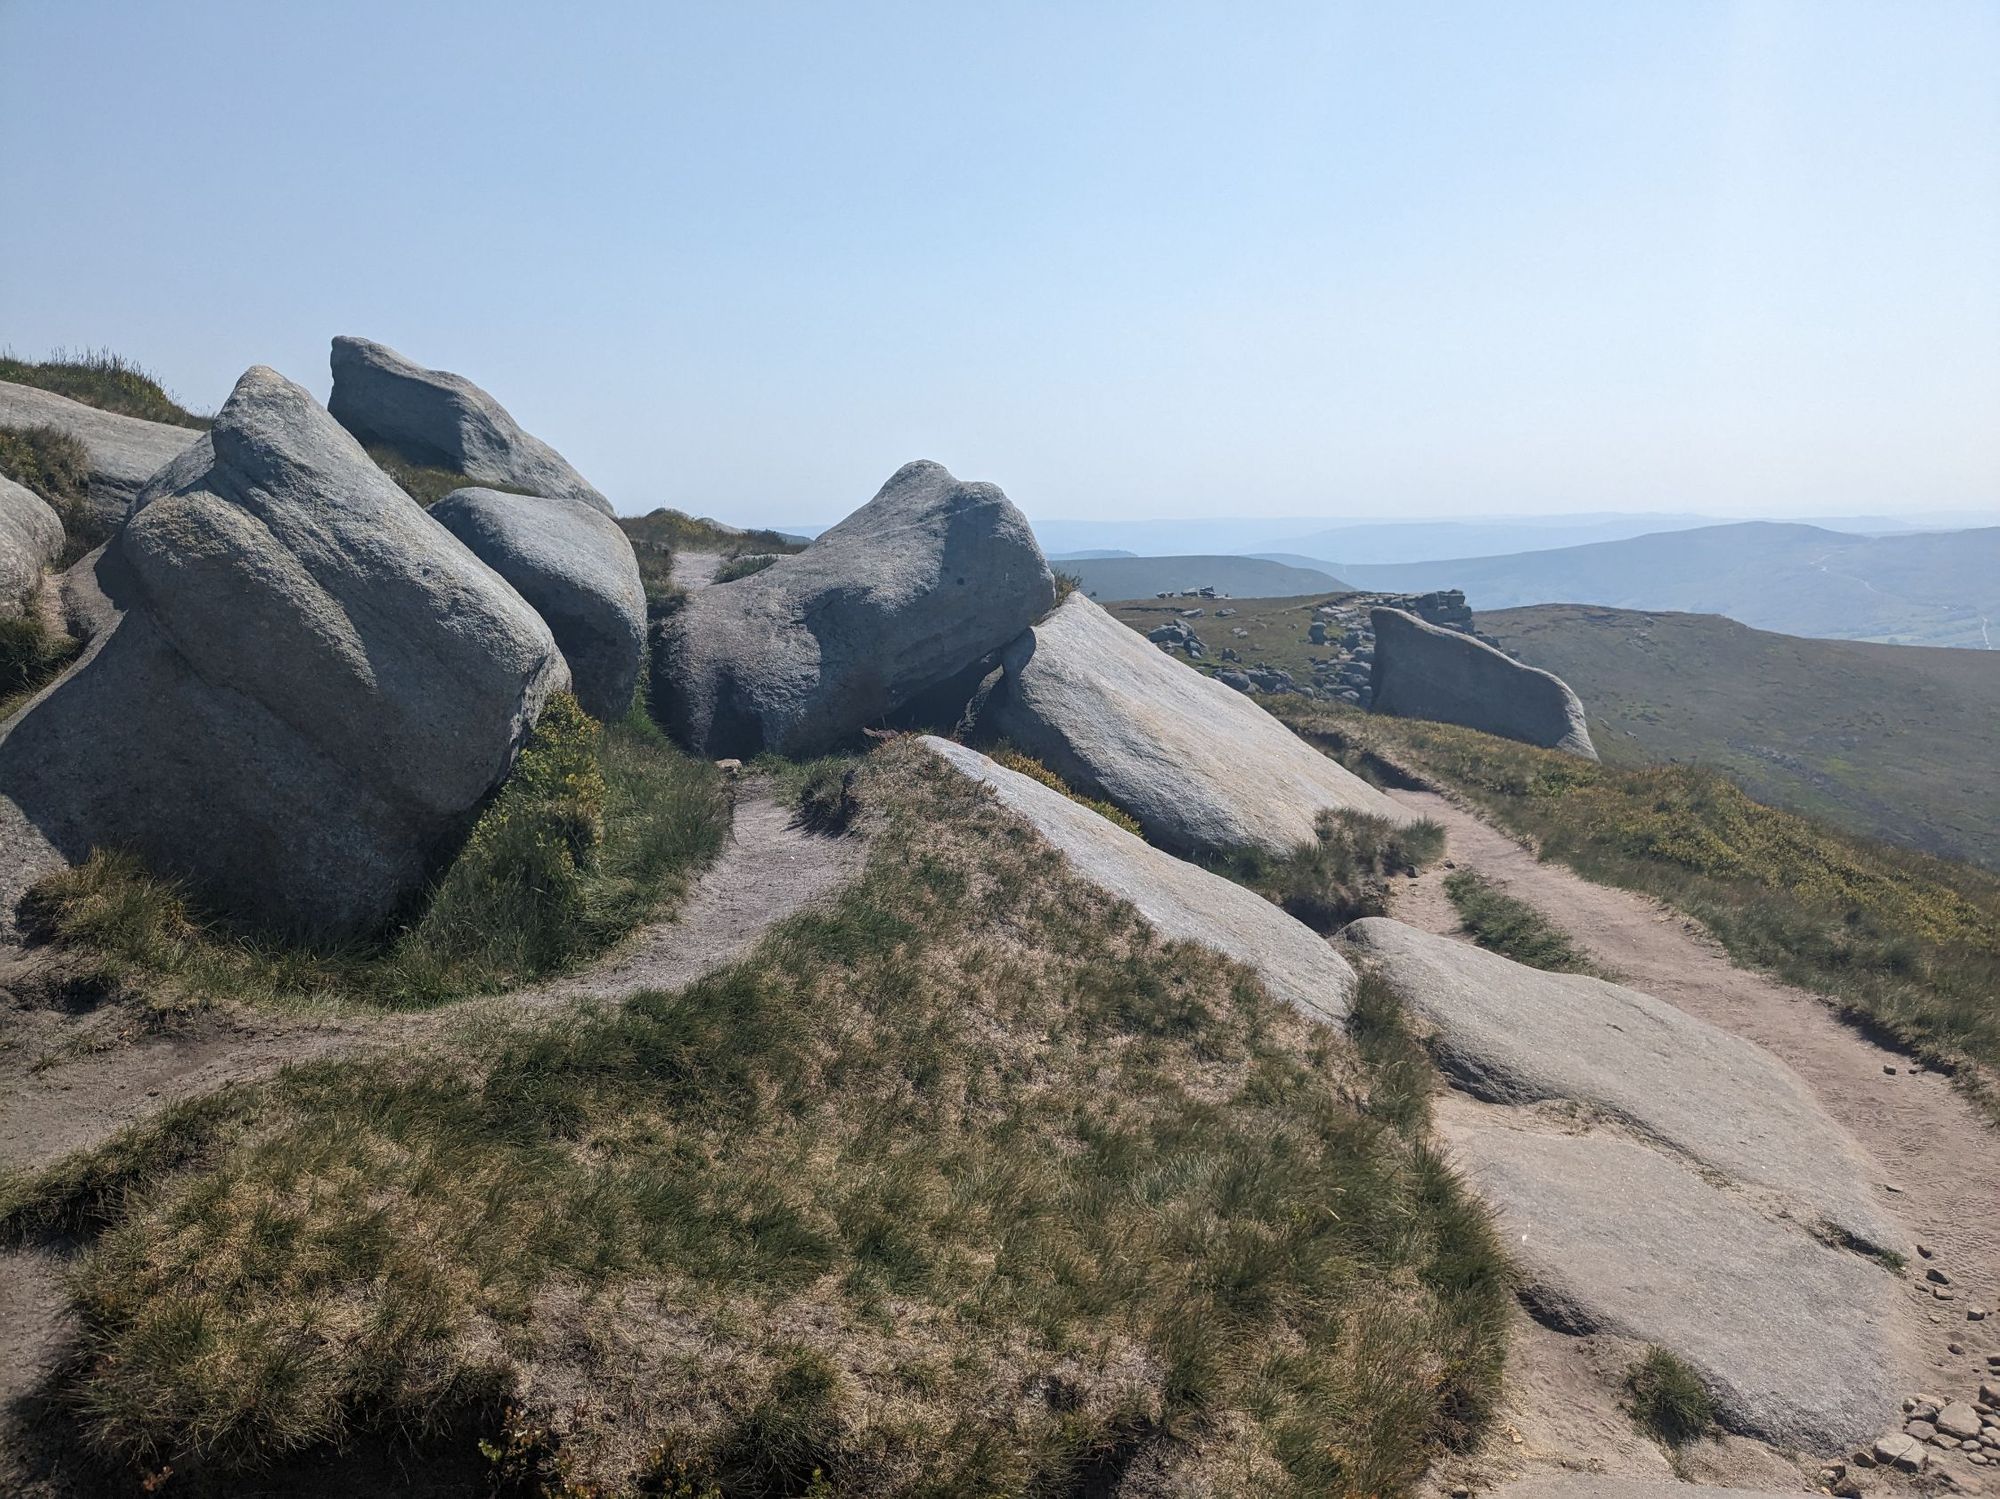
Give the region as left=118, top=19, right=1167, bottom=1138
left=1211, top=809, right=1445, bottom=933
left=619, top=509, right=806, bottom=617
left=1276, top=699, right=2000, bottom=1118
left=0, top=349, right=209, bottom=428
left=1443, top=870, right=1595, bottom=974
left=23, top=696, right=730, bottom=1015
left=5, top=739, right=1508, bottom=1497
left=0, top=422, right=105, bottom=564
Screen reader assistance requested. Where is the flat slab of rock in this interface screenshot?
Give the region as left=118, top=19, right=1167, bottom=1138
left=0, top=366, right=565, bottom=936
left=655, top=462, right=1053, bottom=758
left=0, top=475, right=63, bottom=612
left=328, top=336, right=611, bottom=515
left=433, top=487, right=645, bottom=721
left=0, top=379, right=202, bottom=521
left=1488, top=1480, right=1796, bottom=1498
left=986, top=593, right=1408, bottom=857
left=922, top=736, right=1357, bottom=1021
left=1341, top=918, right=1900, bottom=1256
left=1371, top=606, right=1597, bottom=758
left=1449, top=1122, right=1900, bottom=1451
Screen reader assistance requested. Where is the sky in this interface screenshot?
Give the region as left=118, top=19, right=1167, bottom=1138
left=3, top=1, right=1997, bottom=529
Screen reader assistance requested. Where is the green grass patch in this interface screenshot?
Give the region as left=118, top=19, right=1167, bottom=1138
left=21, top=695, right=730, bottom=1015
left=1275, top=699, right=2000, bottom=1121
left=1212, top=809, right=1445, bottom=933
left=1, top=609, right=82, bottom=716
left=8, top=740, right=1508, bottom=1495
left=0, top=348, right=209, bottom=428
left=619, top=509, right=806, bottom=618
left=1624, top=1346, right=1715, bottom=1447
left=1443, top=870, right=1595, bottom=974
left=711, top=552, right=777, bottom=583
left=0, top=422, right=105, bottom=564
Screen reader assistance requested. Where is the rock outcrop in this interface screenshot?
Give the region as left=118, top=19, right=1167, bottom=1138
left=1342, top=918, right=1903, bottom=1450
left=653, top=461, right=1054, bottom=758
left=432, top=487, right=645, bottom=721
left=986, top=592, right=1408, bottom=857
left=1370, top=606, right=1597, bottom=758
left=327, top=336, right=611, bottom=516
left=921, top=737, right=1358, bottom=1021
left=0, top=366, right=566, bottom=936
left=0, top=475, right=63, bottom=614
left=0, top=379, right=202, bottom=525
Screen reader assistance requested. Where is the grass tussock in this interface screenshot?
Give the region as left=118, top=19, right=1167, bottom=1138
left=1277, top=699, right=2000, bottom=1119
left=0, top=348, right=210, bottom=428
left=1, top=609, right=83, bottom=715
left=711, top=552, right=777, bottom=583
left=1443, top=870, right=1595, bottom=974
left=1624, top=1346, right=1715, bottom=1448
left=21, top=696, right=730, bottom=1015
left=0, top=422, right=106, bottom=564
left=8, top=740, right=1509, bottom=1496
left=1214, top=810, right=1445, bottom=933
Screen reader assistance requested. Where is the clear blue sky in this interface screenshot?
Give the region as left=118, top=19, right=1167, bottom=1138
left=4, top=1, right=1996, bottom=526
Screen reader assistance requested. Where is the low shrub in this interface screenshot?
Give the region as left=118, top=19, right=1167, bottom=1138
left=1625, top=1346, right=1715, bottom=1446
left=1443, top=869, right=1595, bottom=973
left=712, top=552, right=776, bottom=583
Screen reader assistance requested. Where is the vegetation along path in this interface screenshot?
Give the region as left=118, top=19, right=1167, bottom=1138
left=1390, top=785, right=2000, bottom=1494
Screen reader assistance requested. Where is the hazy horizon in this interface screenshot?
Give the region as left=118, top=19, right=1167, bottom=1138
left=5, top=1, right=1996, bottom=528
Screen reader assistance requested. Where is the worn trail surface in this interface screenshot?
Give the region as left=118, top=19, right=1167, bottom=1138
left=1394, top=787, right=2000, bottom=1496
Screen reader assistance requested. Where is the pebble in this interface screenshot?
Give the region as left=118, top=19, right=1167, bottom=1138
left=1934, top=1268, right=1958, bottom=1286
left=1909, top=1420, right=1940, bottom=1440
left=1939, top=1287, right=1960, bottom=1301
left=1885, top=1064, right=1898, bottom=1074
left=1952, top=1343, right=1966, bottom=1355
left=1876, top=1431, right=1929, bottom=1472
left=1921, top=1243, right=1938, bottom=1258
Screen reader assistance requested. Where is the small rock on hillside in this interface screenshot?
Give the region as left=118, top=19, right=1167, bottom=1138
left=1370, top=606, right=1597, bottom=758
left=0, top=365, right=566, bottom=936
left=328, top=336, right=611, bottom=515
left=1340, top=918, right=1900, bottom=1255
left=1449, top=1124, right=1898, bottom=1451
left=0, top=475, right=63, bottom=613
left=986, top=592, right=1409, bottom=858
left=654, top=461, right=1054, bottom=758
left=0, top=379, right=202, bottom=525
left=921, top=737, right=1358, bottom=1020
left=433, top=486, right=645, bottom=721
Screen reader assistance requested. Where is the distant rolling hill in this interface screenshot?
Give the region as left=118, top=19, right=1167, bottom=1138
left=1327, top=522, right=2000, bottom=648
left=1063, top=554, right=1349, bottom=600
left=1483, top=604, right=2000, bottom=869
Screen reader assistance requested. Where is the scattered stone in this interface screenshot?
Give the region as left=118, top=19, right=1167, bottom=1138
left=1984, top=1382, right=2000, bottom=1404
left=328, top=335, right=611, bottom=514
left=1932, top=1268, right=1955, bottom=1285
left=0, top=366, right=566, bottom=935
left=1908, top=1419, right=1939, bottom=1440
left=1875, top=1432, right=1929, bottom=1472
left=1939, top=1288, right=1959, bottom=1301
left=985, top=592, right=1408, bottom=858
left=655, top=460, right=1052, bottom=758
left=1884, top=1064, right=1898, bottom=1074
left=431, top=486, right=645, bottom=721
left=1921, top=1243, right=1937, bottom=1257
left=1946, top=1404, right=1989, bottom=1439
left=0, top=378, right=203, bottom=524
left=714, top=758, right=743, bottom=775
left=921, top=737, right=1359, bottom=1022
left=1369, top=606, right=1597, bottom=758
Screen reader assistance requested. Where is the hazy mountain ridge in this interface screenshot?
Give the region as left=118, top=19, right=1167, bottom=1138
left=1065, top=553, right=1349, bottom=600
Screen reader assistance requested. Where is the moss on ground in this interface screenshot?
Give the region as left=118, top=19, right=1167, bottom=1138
left=3, top=738, right=1509, bottom=1497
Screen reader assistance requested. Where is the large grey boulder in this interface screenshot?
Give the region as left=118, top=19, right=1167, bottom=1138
left=432, top=487, right=645, bottom=721
left=985, top=592, right=1408, bottom=857
left=921, top=737, right=1358, bottom=1021
left=655, top=461, right=1054, bottom=758
left=0, top=475, right=63, bottom=614
left=1448, top=1123, right=1900, bottom=1451
left=1340, top=919, right=1900, bottom=1255
left=0, top=379, right=202, bottom=525
left=1370, top=606, right=1597, bottom=758
left=328, top=336, right=611, bottom=516
left=0, top=366, right=566, bottom=936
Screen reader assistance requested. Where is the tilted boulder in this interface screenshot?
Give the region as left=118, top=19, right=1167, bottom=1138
left=0, top=366, right=567, bottom=936
left=0, top=379, right=202, bottom=526
left=328, top=336, right=611, bottom=515
left=0, top=475, right=63, bottom=614
left=654, top=461, right=1054, bottom=758
left=1369, top=607, right=1597, bottom=758
left=921, top=737, right=1358, bottom=1021
left=433, top=487, right=645, bottom=721
left=985, top=592, right=1408, bottom=857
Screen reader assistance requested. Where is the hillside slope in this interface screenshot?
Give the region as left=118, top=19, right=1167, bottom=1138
left=1480, top=604, right=2000, bottom=868
left=1066, top=552, right=1348, bottom=599
left=1330, top=522, right=2000, bottom=647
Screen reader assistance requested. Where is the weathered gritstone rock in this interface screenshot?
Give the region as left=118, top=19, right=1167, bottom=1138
left=921, top=736, right=1358, bottom=1021
left=433, top=486, right=645, bottom=721
left=0, top=379, right=202, bottom=524
left=0, top=475, right=63, bottom=613
left=1487, top=1481, right=1796, bottom=1498
left=1370, top=605, right=1597, bottom=758
left=655, top=461, right=1054, bottom=758
left=328, top=335, right=611, bottom=515
left=1341, top=919, right=1901, bottom=1256
left=1450, top=1123, right=1900, bottom=1451
left=0, top=366, right=566, bottom=936
left=986, top=592, right=1408, bottom=857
